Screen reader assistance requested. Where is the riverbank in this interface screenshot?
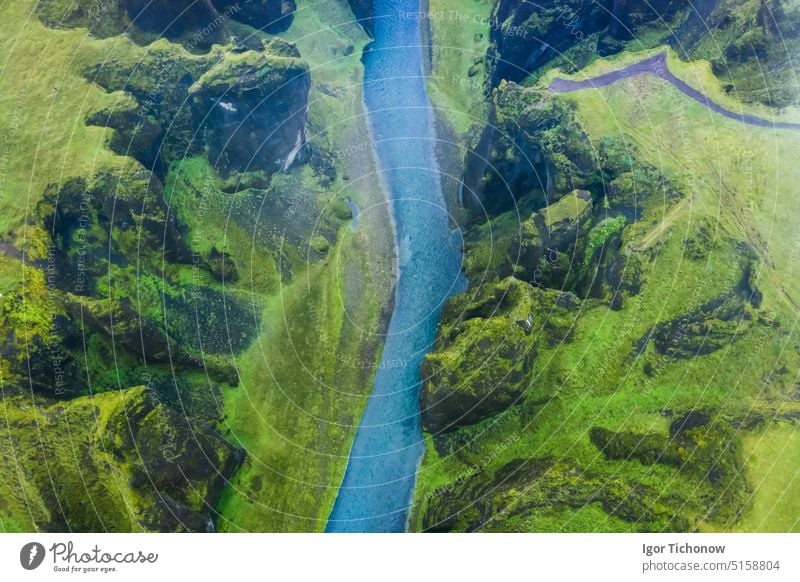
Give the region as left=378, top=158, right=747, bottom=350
left=216, top=0, right=396, bottom=531
left=326, top=0, right=466, bottom=532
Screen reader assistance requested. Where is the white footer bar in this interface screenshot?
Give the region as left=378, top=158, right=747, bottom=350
left=1, top=533, right=797, bottom=581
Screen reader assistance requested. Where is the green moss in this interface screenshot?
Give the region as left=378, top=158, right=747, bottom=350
left=542, top=190, right=591, bottom=228
left=584, top=216, right=626, bottom=266
left=0, top=1, right=157, bottom=237
left=189, top=47, right=306, bottom=95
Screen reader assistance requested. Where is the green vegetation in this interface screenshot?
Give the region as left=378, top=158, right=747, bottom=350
left=0, top=0, right=393, bottom=532
left=583, top=216, right=626, bottom=266
left=0, top=386, right=240, bottom=532
left=737, top=425, right=800, bottom=532
left=211, top=0, right=395, bottom=531
left=413, top=1, right=800, bottom=532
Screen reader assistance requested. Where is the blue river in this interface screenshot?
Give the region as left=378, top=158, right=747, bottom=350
left=325, top=0, right=466, bottom=532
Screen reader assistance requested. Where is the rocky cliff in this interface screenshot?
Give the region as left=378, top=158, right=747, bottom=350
left=346, top=0, right=375, bottom=36
left=486, top=0, right=799, bottom=105
left=37, top=0, right=296, bottom=46
left=413, top=0, right=800, bottom=533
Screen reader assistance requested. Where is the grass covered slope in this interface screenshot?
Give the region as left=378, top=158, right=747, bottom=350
left=412, top=42, right=800, bottom=532
left=0, top=0, right=392, bottom=532
left=425, top=0, right=493, bottom=135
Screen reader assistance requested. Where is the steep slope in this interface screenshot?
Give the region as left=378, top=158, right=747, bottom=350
left=0, top=0, right=392, bottom=532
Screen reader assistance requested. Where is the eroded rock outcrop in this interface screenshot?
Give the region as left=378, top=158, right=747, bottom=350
left=189, top=43, right=310, bottom=176
left=420, top=278, right=577, bottom=433
left=486, top=0, right=799, bottom=106
left=0, top=386, right=242, bottom=532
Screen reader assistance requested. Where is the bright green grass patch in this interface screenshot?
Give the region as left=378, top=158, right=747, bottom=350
left=737, top=424, right=800, bottom=532
left=0, top=0, right=137, bottom=237
left=165, top=156, right=281, bottom=296
left=426, top=0, right=493, bottom=135
left=414, top=51, right=800, bottom=531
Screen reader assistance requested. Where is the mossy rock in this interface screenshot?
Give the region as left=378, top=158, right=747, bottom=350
left=421, top=278, right=579, bottom=433
left=424, top=456, right=684, bottom=532
left=0, top=386, right=241, bottom=532
left=189, top=49, right=310, bottom=176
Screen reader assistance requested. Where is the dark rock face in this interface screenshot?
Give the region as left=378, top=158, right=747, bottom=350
left=39, top=172, right=192, bottom=283
left=2, top=171, right=195, bottom=399
left=83, top=50, right=208, bottom=177
left=590, top=426, right=683, bottom=466
left=420, top=316, right=535, bottom=434
left=122, top=0, right=223, bottom=44
left=211, top=0, right=296, bottom=33
left=1, top=324, right=85, bottom=399
left=487, top=0, right=686, bottom=85
left=189, top=47, right=310, bottom=176
left=64, top=297, right=199, bottom=368
left=462, top=86, right=597, bottom=218
left=670, top=411, right=711, bottom=438
left=346, top=0, right=374, bottom=36
left=84, top=40, right=311, bottom=179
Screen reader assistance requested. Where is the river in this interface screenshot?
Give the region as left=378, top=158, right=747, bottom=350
left=325, top=0, right=466, bottom=532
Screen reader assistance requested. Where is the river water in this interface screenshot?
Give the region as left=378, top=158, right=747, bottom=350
left=325, top=0, right=466, bottom=532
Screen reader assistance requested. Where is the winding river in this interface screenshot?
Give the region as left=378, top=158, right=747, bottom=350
left=325, top=1, right=465, bottom=532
